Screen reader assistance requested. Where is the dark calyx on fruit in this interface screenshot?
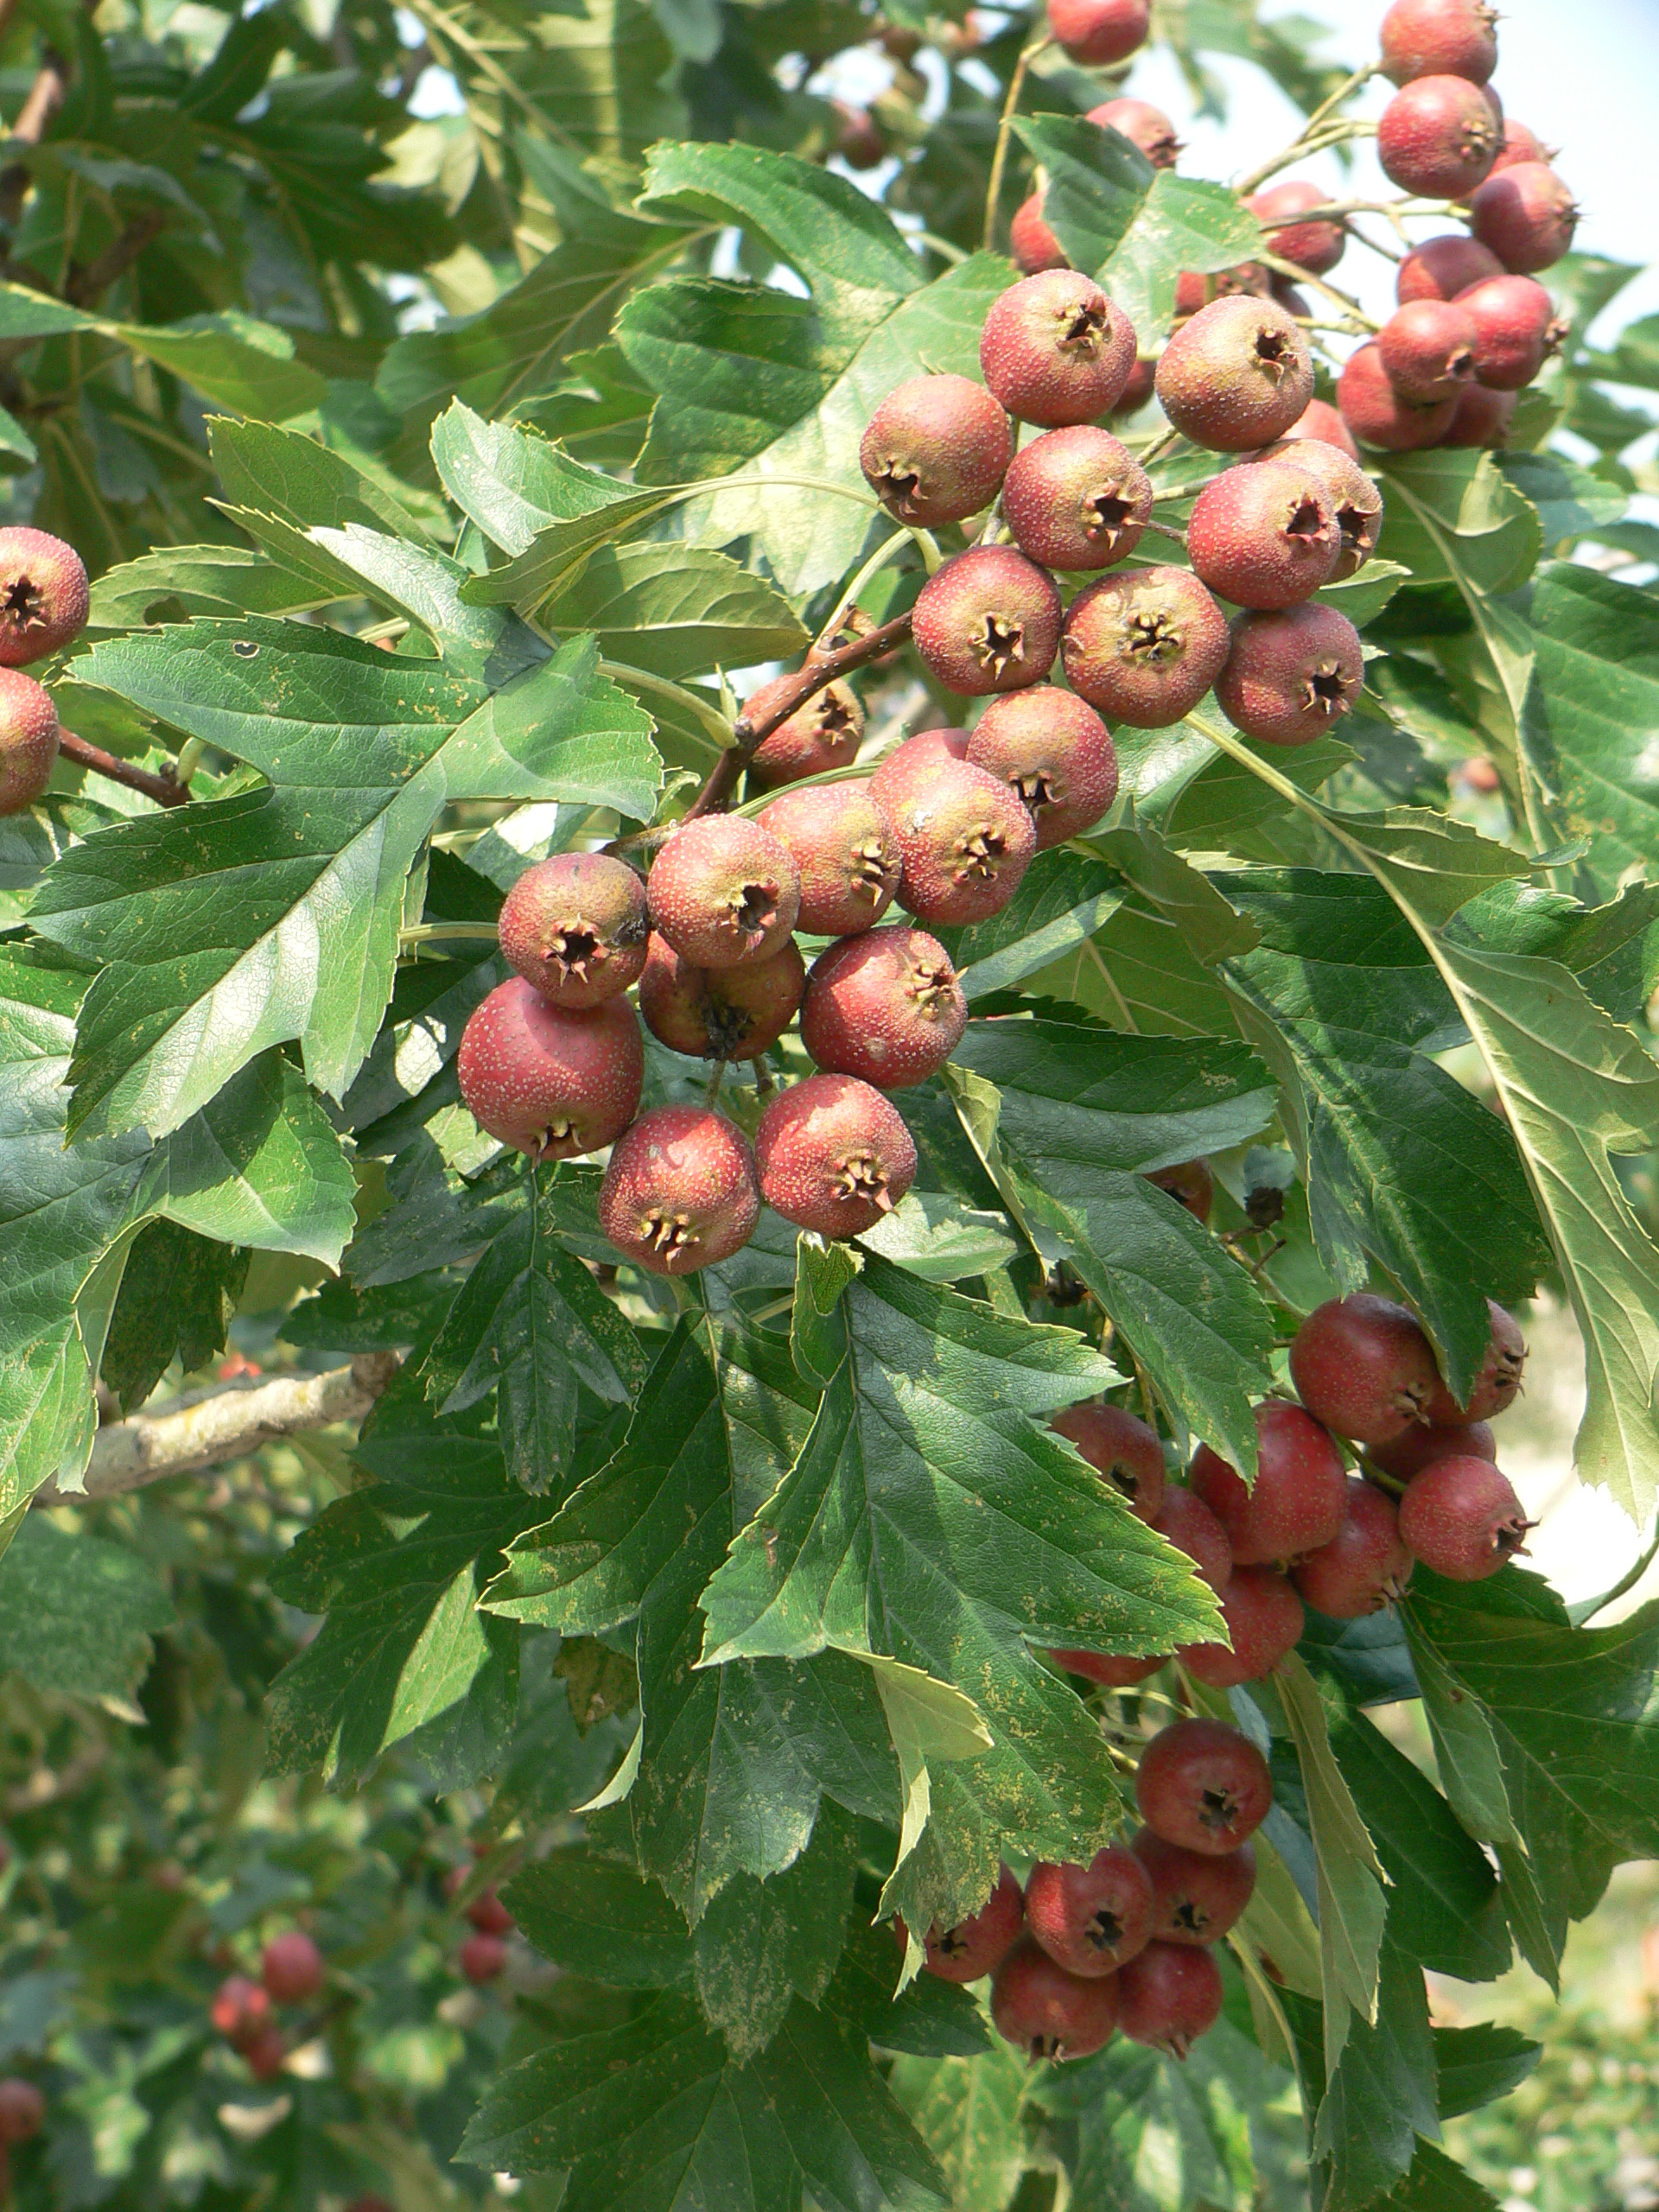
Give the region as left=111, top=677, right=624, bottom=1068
left=1398, top=1454, right=1535, bottom=1580
left=967, top=686, right=1119, bottom=849
left=497, top=851, right=649, bottom=1008
left=1215, top=603, right=1364, bottom=746
left=1051, top=1399, right=1166, bottom=1521
left=912, top=545, right=1062, bottom=696
left=859, top=373, right=1013, bottom=526
left=918, top=1862, right=1026, bottom=1980
left=1249, top=438, right=1382, bottom=579
left=456, top=980, right=643, bottom=1160
left=800, top=924, right=969, bottom=1090
left=1132, top=1830, right=1255, bottom=1946
left=647, top=815, right=802, bottom=969
left=754, top=1072, right=918, bottom=1238
left=637, top=932, right=805, bottom=1059
left=0, top=527, right=90, bottom=666
left=597, top=1106, right=761, bottom=1276
left=1002, top=424, right=1153, bottom=573
left=1024, top=1844, right=1154, bottom=1975
left=887, top=755, right=1037, bottom=925
left=759, top=780, right=899, bottom=936
left=1135, top=1718, right=1274, bottom=1855
left=745, top=673, right=865, bottom=791
left=1186, top=460, right=1342, bottom=610
left=1062, top=567, right=1230, bottom=728
left=990, top=1936, right=1121, bottom=2061
left=1154, top=296, right=1314, bottom=452
left=1422, top=1297, right=1526, bottom=1421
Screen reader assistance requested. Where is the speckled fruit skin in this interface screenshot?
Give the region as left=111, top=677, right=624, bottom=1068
left=1247, top=180, right=1345, bottom=276
left=1179, top=1566, right=1305, bottom=1687
left=1369, top=1415, right=1496, bottom=1480
left=1186, top=460, right=1341, bottom=610
left=759, top=781, right=899, bottom=935
left=637, top=933, right=805, bottom=1058
left=1396, top=232, right=1504, bottom=304
left=1293, top=1477, right=1414, bottom=1616
left=991, top=1937, right=1120, bottom=2061
left=1116, top=1941, right=1223, bottom=2058
left=1146, top=1155, right=1216, bottom=1221
left=1443, top=383, right=1516, bottom=447
left=1154, top=1487, right=1235, bottom=1594
left=1003, top=426, right=1152, bottom=575
left=1378, top=299, right=1479, bottom=402
left=967, top=687, right=1120, bottom=849
left=754, top=1072, right=918, bottom=1237
left=1290, top=1293, right=1441, bottom=1444
left=1250, top=439, right=1382, bottom=580
left=920, top=1864, right=1026, bottom=1981
left=1050, top=1401, right=1166, bottom=1522
left=1379, top=0, right=1497, bottom=83
left=1025, top=1845, right=1154, bottom=1976
left=1453, top=273, right=1566, bottom=390
left=646, top=815, right=801, bottom=969
left=979, top=271, right=1137, bottom=427
left=1399, top=1455, right=1534, bottom=1580
left=912, top=544, right=1062, bottom=696
left=1282, top=397, right=1360, bottom=459
left=800, top=925, right=968, bottom=1090
left=1189, top=1399, right=1347, bottom=1566
left=744, top=673, right=865, bottom=790
left=1046, top=0, right=1148, bottom=67
left=1135, top=1719, right=1274, bottom=1856
left=0, top=667, right=60, bottom=815
left=1422, top=1297, right=1526, bottom=1422
left=1338, top=342, right=1458, bottom=451
left=497, top=852, right=650, bottom=1009
left=1133, top=1832, right=1255, bottom=1948
left=869, top=728, right=968, bottom=817
left=1491, top=119, right=1554, bottom=173
left=1467, top=160, right=1578, bottom=272
left=859, top=373, right=1013, bottom=527
left=457, top=980, right=643, bottom=1160
left=1010, top=193, right=1069, bottom=274
left=1155, top=296, right=1313, bottom=452
left=262, top=1932, right=325, bottom=2003
left=1215, top=603, right=1364, bottom=746
left=1049, top=1646, right=1165, bottom=1686
left=1377, top=75, right=1498, bottom=198
left=597, top=1106, right=761, bottom=1277
left=1087, top=96, right=1181, bottom=167
left=887, top=755, right=1036, bottom=925
left=0, top=528, right=89, bottom=666
left=1062, top=567, right=1230, bottom=728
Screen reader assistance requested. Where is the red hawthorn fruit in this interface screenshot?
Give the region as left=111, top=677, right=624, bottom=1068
left=1289, top=1293, right=1441, bottom=1443
left=759, top=781, right=899, bottom=935
left=1188, top=1406, right=1350, bottom=1567
left=1051, top=1401, right=1166, bottom=1522
left=1491, top=119, right=1556, bottom=174
left=911, top=544, right=1063, bottom=696
left=1281, top=397, right=1360, bottom=459
left=1025, top=1844, right=1154, bottom=1975
left=990, top=1936, right=1121, bottom=2061
left=1214, top=603, right=1365, bottom=746
left=966, top=686, right=1120, bottom=849
left=497, top=852, right=650, bottom=1009
left=1292, top=1477, right=1414, bottom=1616
left=1001, top=424, right=1153, bottom=573
left=1186, top=460, right=1342, bottom=610
left=1454, top=274, right=1567, bottom=390
left=979, top=270, right=1138, bottom=427
left=1379, top=0, right=1498, bottom=85
left=0, top=667, right=60, bottom=817
left=1135, top=1718, right=1274, bottom=1854
left=745, top=673, right=865, bottom=791
left=1398, top=1455, right=1535, bottom=1580
left=1111, top=358, right=1158, bottom=416
left=597, top=1106, right=761, bottom=1275
left=460, top=1932, right=508, bottom=1984
left=1179, top=1565, right=1306, bottom=1686
left=919, top=1863, right=1026, bottom=1981
left=1132, top=1830, right=1255, bottom=1946
left=1154, top=296, right=1314, bottom=452
left=1247, top=180, right=1345, bottom=276
left=1467, top=161, right=1580, bottom=272
left=646, top=815, right=801, bottom=969
left=456, top=978, right=643, bottom=1160
left=637, top=932, right=805, bottom=1060
left=1145, top=1156, right=1216, bottom=1222
left=1338, top=342, right=1459, bottom=451
left=1446, top=382, right=1525, bottom=449
left=1116, top=1940, right=1224, bottom=2057
left=1377, top=299, right=1480, bottom=404
left=243, top=2024, right=289, bottom=2082
left=1249, top=439, right=1382, bottom=580
left=753, top=1072, right=918, bottom=1237
left=1368, top=1415, right=1496, bottom=1481
left=0, top=2081, right=42, bottom=2144
left=1061, top=567, right=1230, bottom=728
left=1421, top=1298, right=1527, bottom=1422
left=886, top=754, right=1037, bottom=925
left=1087, top=96, right=1182, bottom=168
left=0, top=527, right=89, bottom=665
left=860, top=374, right=1014, bottom=527
left=1046, top=0, right=1149, bottom=67
left=465, top=1889, right=515, bottom=1937
left=1396, top=232, right=1505, bottom=304
left=868, top=727, right=969, bottom=817
left=211, top=1974, right=270, bottom=2046
left=1173, top=265, right=1273, bottom=318
left=1154, top=1486, right=1235, bottom=1594
left=799, top=925, right=968, bottom=1090
left=261, top=1931, right=325, bottom=2005
left=1010, top=193, right=1069, bottom=275
left=1377, top=75, right=1499, bottom=199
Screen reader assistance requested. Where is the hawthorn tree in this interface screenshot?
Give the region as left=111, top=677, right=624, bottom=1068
left=0, top=0, right=1657, bottom=2205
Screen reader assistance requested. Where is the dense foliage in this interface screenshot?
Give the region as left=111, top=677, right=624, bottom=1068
left=2, top=0, right=1659, bottom=2206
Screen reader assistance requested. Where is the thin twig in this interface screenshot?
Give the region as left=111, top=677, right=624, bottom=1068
left=58, top=728, right=189, bottom=808
left=1258, top=249, right=1382, bottom=333
left=982, top=35, right=1050, bottom=253
left=64, top=209, right=167, bottom=308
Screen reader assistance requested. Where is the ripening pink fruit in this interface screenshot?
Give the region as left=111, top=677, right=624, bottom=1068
left=1010, top=193, right=1068, bottom=275
left=1396, top=232, right=1505, bottom=304
left=1132, top=1830, right=1255, bottom=1947
left=799, top=925, right=968, bottom=1090
left=456, top=979, right=643, bottom=1160
left=1338, top=343, right=1458, bottom=452
left=1049, top=1646, right=1165, bottom=1687
left=1135, top=1719, right=1274, bottom=1855
left=1002, top=424, right=1153, bottom=573
left=1087, top=96, right=1182, bottom=168
left=1025, top=1844, right=1154, bottom=1975
left=1467, top=161, right=1579, bottom=273
left=990, top=1936, right=1121, bottom=2061
left=597, top=1106, right=761, bottom=1276
left=1046, top=0, right=1149, bottom=68
left=211, top=1974, right=270, bottom=2046
left=1154, top=296, right=1314, bottom=452
left=967, top=688, right=1120, bottom=849
left=460, top=1932, right=507, bottom=1984
left=466, top=1889, right=514, bottom=1936
left=1050, top=1401, right=1166, bottom=1522
left=744, top=672, right=865, bottom=791
left=1398, top=1455, right=1535, bottom=1580
left=886, top=755, right=1036, bottom=926
left=243, top=2024, right=289, bottom=2081
left=1186, top=461, right=1343, bottom=610
left=754, top=1072, right=918, bottom=1237
left=1377, top=75, right=1500, bottom=199
left=1247, top=439, right=1382, bottom=580
left=1292, top=1477, right=1414, bottom=1616
left=261, top=1931, right=325, bottom=2005
left=1377, top=299, right=1480, bottom=404
left=0, top=2080, right=43, bottom=2145
left=0, top=667, right=60, bottom=817
left=646, top=816, right=801, bottom=969
left=1281, top=397, right=1360, bottom=459
left=868, top=728, right=969, bottom=817
left=1454, top=274, right=1567, bottom=390
left=1421, top=1298, right=1527, bottom=1422
left=1214, top=603, right=1364, bottom=747
left=1443, top=383, right=1516, bottom=447
left=979, top=270, right=1138, bottom=427
left=918, top=1863, right=1026, bottom=1981
left=0, top=527, right=89, bottom=665
left=759, top=781, right=899, bottom=936
left=1178, top=1565, right=1305, bottom=1686
left=1061, top=567, right=1230, bottom=728
left=911, top=545, right=1062, bottom=696
left=1189, top=1401, right=1346, bottom=1566
left=1491, top=119, right=1556, bottom=174
left=1146, top=1156, right=1216, bottom=1222
left=860, top=374, right=1014, bottom=527
left=1289, top=1294, right=1441, bottom=1444
left=1116, top=1940, right=1224, bottom=2057
left=1247, top=180, right=1346, bottom=276
left=1379, top=0, right=1498, bottom=85
left=637, top=931, right=804, bottom=1060
left=497, top=852, right=649, bottom=1009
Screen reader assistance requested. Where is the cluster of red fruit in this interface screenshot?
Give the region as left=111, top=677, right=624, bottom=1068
left=443, top=1864, right=516, bottom=1984
left=209, top=1930, right=327, bottom=2083
left=912, top=1716, right=1271, bottom=2064
left=0, top=526, right=90, bottom=817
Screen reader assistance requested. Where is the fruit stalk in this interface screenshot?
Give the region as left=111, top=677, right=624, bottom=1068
left=1233, top=66, right=1379, bottom=198
left=57, top=726, right=190, bottom=808
left=982, top=35, right=1052, bottom=255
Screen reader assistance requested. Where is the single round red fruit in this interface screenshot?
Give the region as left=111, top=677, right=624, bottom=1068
left=1369, top=1416, right=1496, bottom=1481
left=211, top=1974, right=271, bottom=2046
left=1421, top=1298, right=1526, bottom=1422
left=1215, top=603, right=1364, bottom=746
left=990, top=1936, right=1121, bottom=2061
left=647, top=816, right=801, bottom=969
left=1454, top=274, right=1566, bottom=391
left=1087, top=96, right=1181, bottom=168
left=497, top=852, right=649, bottom=1009
left=1187, top=460, right=1342, bottom=610
left=466, top=1888, right=514, bottom=1936
left=1377, top=75, right=1498, bottom=198
left=1467, top=161, right=1579, bottom=272
left=887, top=755, right=1037, bottom=925
left=1010, top=193, right=1068, bottom=276
left=800, top=925, right=968, bottom=1090
left=1398, top=1455, right=1534, bottom=1580
left=1338, top=342, right=1458, bottom=451
left=1289, top=1293, right=1441, bottom=1444
left=1293, top=1477, right=1414, bottom=1616
left=754, top=1073, right=918, bottom=1237
left=1179, top=1565, right=1306, bottom=1686
left=1154, top=1487, right=1235, bottom=1594
left=860, top=373, right=1013, bottom=526
left=1135, top=1718, right=1274, bottom=1854
left=1249, top=440, right=1382, bottom=580
left=457, top=978, right=642, bottom=1161
left=460, top=1932, right=508, bottom=1984
left=243, top=2024, right=289, bottom=2082
left=638, top=932, right=804, bottom=1060
left=1377, top=300, right=1479, bottom=403
left=1025, top=1844, right=1154, bottom=1976
left=1002, top=424, right=1153, bottom=573
left=0, top=527, right=89, bottom=665
left=979, top=271, right=1137, bottom=427
left=1116, top=1940, right=1224, bottom=2057
left=967, top=687, right=1119, bottom=849
left=912, top=545, right=1061, bottom=696
left=261, top=1930, right=325, bottom=2005
left=869, top=728, right=969, bottom=816
left=1051, top=1401, right=1166, bottom=1522
left=1062, top=567, right=1230, bottom=728
left=1396, top=232, right=1505, bottom=304
left=1046, top=0, right=1148, bottom=67
left=759, top=782, right=899, bottom=935
left=598, top=1106, right=761, bottom=1276
left=0, top=668, right=60, bottom=817
left=0, top=2081, right=42, bottom=2145
left=1133, top=1831, right=1255, bottom=1947
left=1248, top=180, right=1345, bottom=276
left=1155, top=296, right=1314, bottom=452
left=920, top=1863, right=1026, bottom=1981
left=745, top=673, right=865, bottom=791
left=1443, top=383, right=1517, bottom=447
left=1379, top=0, right=1497, bottom=84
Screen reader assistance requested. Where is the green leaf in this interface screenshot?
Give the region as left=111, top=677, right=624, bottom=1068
left=1379, top=450, right=1544, bottom=599
left=823, top=1924, right=992, bottom=2060
left=503, top=1847, right=692, bottom=1987
left=857, top=1192, right=1020, bottom=1284
left=935, top=849, right=1126, bottom=1002
left=1307, top=1942, right=1440, bottom=2212
left=208, top=416, right=439, bottom=541
left=1433, top=2023, right=1541, bottom=2120
left=0, top=1517, right=175, bottom=1702
left=1010, top=113, right=1156, bottom=277
left=539, top=543, right=808, bottom=680
left=88, top=543, right=326, bottom=626
left=1522, top=562, right=1659, bottom=880
left=887, top=2042, right=1028, bottom=2212
left=99, top=1221, right=248, bottom=1413
left=691, top=1800, right=860, bottom=2060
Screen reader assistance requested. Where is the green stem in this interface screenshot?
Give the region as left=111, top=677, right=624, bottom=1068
left=815, top=529, right=914, bottom=653
left=398, top=921, right=502, bottom=945
left=982, top=35, right=1050, bottom=253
